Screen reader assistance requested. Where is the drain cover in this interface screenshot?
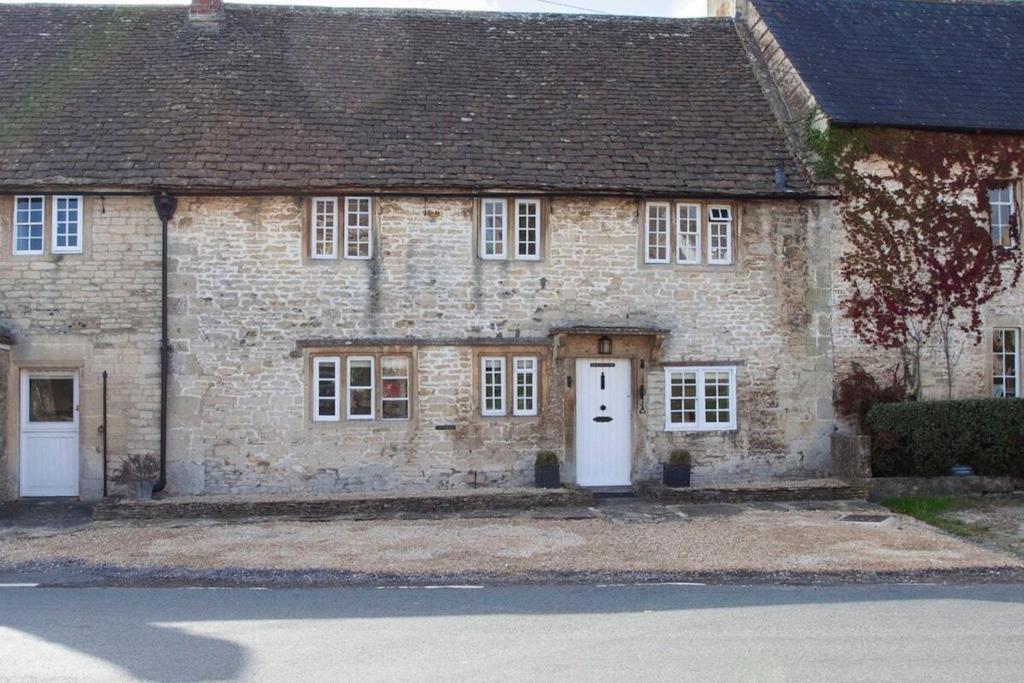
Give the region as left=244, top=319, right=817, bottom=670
left=840, top=514, right=890, bottom=523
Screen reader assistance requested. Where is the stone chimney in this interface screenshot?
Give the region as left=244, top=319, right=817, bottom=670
left=189, top=0, right=224, bottom=23
left=707, top=0, right=736, bottom=17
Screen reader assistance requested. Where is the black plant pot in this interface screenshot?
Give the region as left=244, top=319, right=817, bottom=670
left=535, top=464, right=561, bottom=489
left=662, top=463, right=692, bottom=488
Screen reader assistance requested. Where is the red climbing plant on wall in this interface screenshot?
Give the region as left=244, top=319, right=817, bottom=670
left=811, top=125, right=1024, bottom=397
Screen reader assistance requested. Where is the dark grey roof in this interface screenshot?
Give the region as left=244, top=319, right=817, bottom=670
left=755, top=0, right=1024, bottom=133
left=0, top=5, right=811, bottom=195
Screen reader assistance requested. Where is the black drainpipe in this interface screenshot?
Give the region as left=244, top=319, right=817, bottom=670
left=102, top=370, right=108, bottom=497
left=153, top=193, right=177, bottom=493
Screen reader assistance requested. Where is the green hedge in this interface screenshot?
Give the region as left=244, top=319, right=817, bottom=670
left=865, top=399, right=1024, bottom=478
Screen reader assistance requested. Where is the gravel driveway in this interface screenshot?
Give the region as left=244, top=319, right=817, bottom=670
left=2, top=505, right=1019, bottom=578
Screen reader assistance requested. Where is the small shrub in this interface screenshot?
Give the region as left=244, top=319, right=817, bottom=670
left=865, top=399, right=1024, bottom=477
left=111, top=454, right=160, bottom=485
left=535, top=451, right=559, bottom=467
left=668, top=450, right=691, bottom=466
left=835, top=362, right=912, bottom=426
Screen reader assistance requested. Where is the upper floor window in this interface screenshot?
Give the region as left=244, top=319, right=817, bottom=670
left=311, top=197, right=338, bottom=259
left=479, top=198, right=544, bottom=261
left=993, top=328, right=1019, bottom=398
left=644, top=201, right=734, bottom=266
left=989, top=183, right=1017, bottom=248
left=52, top=195, right=83, bottom=254
left=480, top=199, right=507, bottom=259
left=14, top=195, right=45, bottom=255
left=664, top=366, right=737, bottom=431
left=345, top=196, right=372, bottom=259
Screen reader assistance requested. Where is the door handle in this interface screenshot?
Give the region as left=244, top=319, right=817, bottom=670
left=593, top=416, right=613, bottom=423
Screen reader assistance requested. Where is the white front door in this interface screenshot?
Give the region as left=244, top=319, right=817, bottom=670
left=20, top=371, right=80, bottom=497
left=575, top=359, right=632, bottom=486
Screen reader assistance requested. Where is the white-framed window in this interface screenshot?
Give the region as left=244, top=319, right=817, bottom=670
left=665, top=366, right=737, bottom=431
left=676, top=203, right=701, bottom=264
left=381, top=355, right=410, bottom=420
left=344, top=196, right=372, bottom=259
left=707, top=206, right=733, bottom=265
left=13, top=195, right=44, bottom=255
left=513, top=356, right=539, bottom=416
left=514, top=199, right=540, bottom=260
left=313, top=357, right=341, bottom=422
left=52, top=195, right=83, bottom=254
left=645, top=202, right=671, bottom=264
left=311, top=197, right=338, bottom=259
left=481, top=356, right=506, bottom=416
left=347, top=356, right=375, bottom=420
left=993, top=328, right=1020, bottom=398
left=989, top=184, right=1017, bottom=248
left=480, top=199, right=508, bottom=259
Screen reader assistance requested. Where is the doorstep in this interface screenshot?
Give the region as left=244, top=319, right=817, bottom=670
left=93, top=487, right=594, bottom=521
left=636, top=478, right=869, bottom=504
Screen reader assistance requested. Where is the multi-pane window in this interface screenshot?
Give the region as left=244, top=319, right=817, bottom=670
left=481, top=356, right=507, bottom=416
left=676, top=203, right=701, bottom=264
left=993, top=328, right=1020, bottom=398
left=14, top=196, right=44, bottom=255
left=664, top=367, right=737, bottom=431
left=344, top=196, right=372, bottom=259
left=381, top=356, right=410, bottom=420
left=707, top=206, right=733, bottom=264
left=515, top=199, right=540, bottom=260
left=52, top=195, right=83, bottom=253
left=645, top=202, right=670, bottom=263
left=480, top=199, right=507, bottom=259
left=347, top=357, right=375, bottom=420
left=989, top=184, right=1016, bottom=247
left=311, top=197, right=338, bottom=259
left=313, top=357, right=341, bottom=421
left=513, top=356, right=538, bottom=416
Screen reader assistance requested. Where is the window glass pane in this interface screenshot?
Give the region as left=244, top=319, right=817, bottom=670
left=349, top=389, right=372, bottom=416
left=55, top=196, right=81, bottom=250
left=313, top=198, right=337, bottom=257
left=15, top=197, right=44, bottom=253
left=703, top=371, right=731, bottom=424
left=676, top=204, right=700, bottom=263
left=345, top=197, right=372, bottom=258
left=382, top=400, right=408, bottom=419
left=513, top=357, right=537, bottom=415
left=993, top=329, right=1019, bottom=398
left=482, top=200, right=506, bottom=257
left=349, top=361, right=372, bottom=388
left=516, top=201, right=539, bottom=258
left=29, top=378, right=74, bottom=422
left=482, top=357, right=505, bottom=414
left=708, top=206, right=732, bottom=264
left=646, top=203, right=669, bottom=262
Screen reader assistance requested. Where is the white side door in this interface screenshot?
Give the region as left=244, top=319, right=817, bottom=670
left=20, top=371, right=80, bottom=497
left=575, top=359, right=632, bottom=486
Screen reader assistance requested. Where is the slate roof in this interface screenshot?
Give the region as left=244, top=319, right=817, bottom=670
left=0, top=5, right=811, bottom=196
left=754, top=0, right=1024, bottom=133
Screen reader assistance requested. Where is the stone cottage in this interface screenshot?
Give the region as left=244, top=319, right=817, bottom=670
left=0, top=0, right=848, bottom=500
left=743, top=0, right=1024, bottom=406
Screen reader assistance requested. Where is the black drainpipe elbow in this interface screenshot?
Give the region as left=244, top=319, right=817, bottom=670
left=153, top=192, right=178, bottom=493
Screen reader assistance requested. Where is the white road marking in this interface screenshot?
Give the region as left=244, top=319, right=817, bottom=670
left=0, top=583, right=39, bottom=588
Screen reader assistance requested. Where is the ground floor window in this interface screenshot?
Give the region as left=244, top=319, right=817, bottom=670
left=479, top=353, right=542, bottom=417
left=664, top=366, right=737, bottom=431
left=311, top=352, right=413, bottom=422
left=993, top=328, right=1020, bottom=398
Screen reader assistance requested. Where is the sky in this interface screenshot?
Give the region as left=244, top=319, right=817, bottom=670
left=0, top=0, right=710, bottom=18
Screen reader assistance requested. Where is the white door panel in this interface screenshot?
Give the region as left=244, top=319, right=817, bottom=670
left=575, top=359, right=631, bottom=486
left=20, top=372, right=80, bottom=497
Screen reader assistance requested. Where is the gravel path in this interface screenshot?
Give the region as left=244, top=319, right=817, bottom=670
left=2, top=508, right=1019, bottom=579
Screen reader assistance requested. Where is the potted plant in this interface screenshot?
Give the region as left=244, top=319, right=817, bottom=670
left=111, top=454, right=160, bottom=501
left=535, top=451, right=561, bottom=489
left=662, top=449, right=692, bottom=488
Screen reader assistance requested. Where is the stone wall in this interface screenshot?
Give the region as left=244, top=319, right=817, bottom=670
left=166, top=194, right=835, bottom=494
left=0, top=196, right=162, bottom=500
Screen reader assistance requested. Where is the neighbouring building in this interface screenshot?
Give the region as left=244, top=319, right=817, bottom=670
left=743, top=0, right=1024, bottom=407
left=5, top=0, right=1017, bottom=501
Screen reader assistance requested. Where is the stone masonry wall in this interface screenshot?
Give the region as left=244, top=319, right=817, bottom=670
left=166, top=194, right=835, bottom=494
left=0, top=196, right=161, bottom=500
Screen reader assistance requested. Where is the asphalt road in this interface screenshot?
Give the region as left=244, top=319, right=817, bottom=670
left=1, top=583, right=1022, bottom=682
